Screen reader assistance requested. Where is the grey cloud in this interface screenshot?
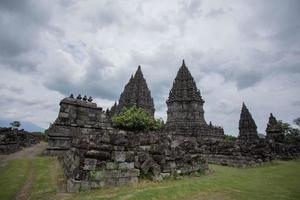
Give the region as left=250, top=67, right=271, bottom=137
left=235, top=72, right=263, bottom=89
left=205, top=8, right=225, bottom=18
left=0, top=0, right=51, bottom=71
left=0, top=96, right=43, bottom=107
left=44, top=51, right=130, bottom=101
left=181, top=0, right=202, bottom=17
left=292, top=101, right=300, bottom=107
left=0, top=83, right=24, bottom=94
left=240, top=0, right=300, bottom=48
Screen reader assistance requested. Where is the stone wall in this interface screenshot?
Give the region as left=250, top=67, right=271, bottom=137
left=197, top=138, right=274, bottom=167
left=0, top=127, right=41, bottom=154
left=62, top=127, right=298, bottom=192
left=62, top=130, right=208, bottom=192
left=0, top=127, right=20, bottom=154
left=46, top=96, right=112, bottom=155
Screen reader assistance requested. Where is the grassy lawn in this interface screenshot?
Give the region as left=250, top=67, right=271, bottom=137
left=71, top=160, right=300, bottom=200
left=0, top=158, right=30, bottom=200
left=0, top=157, right=64, bottom=200
left=29, top=157, right=65, bottom=200
left=0, top=157, right=299, bottom=200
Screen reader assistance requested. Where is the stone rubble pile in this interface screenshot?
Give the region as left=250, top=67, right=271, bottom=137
left=0, top=127, right=41, bottom=154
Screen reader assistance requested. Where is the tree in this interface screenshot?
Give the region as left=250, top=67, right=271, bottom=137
left=224, top=134, right=237, bottom=141
left=112, top=106, right=164, bottom=132
left=277, top=120, right=300, bottom=144
left=10, top=121, right=21, bottom=130
left=293, top=117, right=300, bottom=127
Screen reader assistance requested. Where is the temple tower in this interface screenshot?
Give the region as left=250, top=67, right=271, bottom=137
left=165, top=60, right=207, bottom=132
left=266, top=113, right=285, bottom=142
left=238, top=103, right=259, bottom=140
left=115, top=66, right=155, bottom=116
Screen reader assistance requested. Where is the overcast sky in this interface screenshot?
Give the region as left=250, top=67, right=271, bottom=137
left=0, top=0, right=299, bottom=135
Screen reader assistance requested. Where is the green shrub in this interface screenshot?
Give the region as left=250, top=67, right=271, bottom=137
left=224, top=134, right=237, bottom=141
left=112, top=106, right=164, bottom=132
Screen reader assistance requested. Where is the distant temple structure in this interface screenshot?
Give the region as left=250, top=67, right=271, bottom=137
left=111, top=66, right=155, bottom=116
left=266, top=113, right=285, bottom=143
left=238, top=103, right=259, bottom=140
left=165, top=60, right=224, bottom=138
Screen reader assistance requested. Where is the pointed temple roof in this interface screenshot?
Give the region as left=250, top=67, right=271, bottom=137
left=267, top=113, right=277, bottom=127
left=238, top=102, right=259, bottom=140
left=239, top=103, right=257, bottom=130
left=117, top=65, right=155, bottom=116
left=266, top=113, right=285, bottom=142
left=167, top=60, right=204, bottom=104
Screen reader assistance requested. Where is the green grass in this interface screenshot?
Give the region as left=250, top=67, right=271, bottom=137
left=71, top=160, right=300, bottom=200
left=0, top=159, right=30, bottom=200
left=29, top=157, right=65, bottom=200
left=0, top=157, right=64, bottom=200
left=0, top=157, right=300, bottom=200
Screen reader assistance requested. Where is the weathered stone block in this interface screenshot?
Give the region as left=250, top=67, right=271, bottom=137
left=112, top=151, right=134, bottom=162
left=86, top=150, right=111, bottom=160
left=83, top=158, right=97, bottom=170
left=106, top=162, right=118, bottom=170
left=67, top=179, right=81, bottom=193
left=119, top=162, right=135, bottom=170
left=94, top=169, right=140, bottom=180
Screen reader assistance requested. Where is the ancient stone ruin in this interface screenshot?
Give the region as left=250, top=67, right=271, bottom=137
left=165, top=60, right=224, bottom=139
left=63, top=131, right=208, bottom=191
left=46, top=95, right=112, bottom=155
left=46, top=60, right=300, bottom=192
left=110, top=66, right=155, bottom=116
left=266, top=113, right=285, bottom=143
left=0, top=127, right=41, bottom=154
left=238, top=103, right=259, bottom=141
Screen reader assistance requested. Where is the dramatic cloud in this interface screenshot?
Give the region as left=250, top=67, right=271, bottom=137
left=0, top=0, right=299, bottom=134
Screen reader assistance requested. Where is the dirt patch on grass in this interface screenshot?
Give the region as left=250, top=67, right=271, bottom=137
left=0, top=142, right=47, bottom=168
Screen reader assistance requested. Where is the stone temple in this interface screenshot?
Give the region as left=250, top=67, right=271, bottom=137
left=111, top=66, right=155, bottom=116
left=266, top=113, right=285, bottom=143
left=238, top=103, right=259, bottom=140
left=166, top=60, right=224, bottom=139
left=45, top=60, right=300, bottom=192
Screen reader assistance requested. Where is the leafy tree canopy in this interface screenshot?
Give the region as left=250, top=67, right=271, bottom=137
left=293, top=117, right=300, bottom=127
left=224, top=134, right=237, bottom=141
left=10, top=121, right=21, bottom=130
left=112, top=106, right=164, bottom=132
left=277, top=120, right=300, bottom=144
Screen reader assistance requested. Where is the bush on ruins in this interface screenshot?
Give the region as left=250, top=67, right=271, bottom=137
left=277, top=120, right=300, bottom=145
left=224, top=134, right=237, bottom=141
left=112, top=106, right=164, bottom=132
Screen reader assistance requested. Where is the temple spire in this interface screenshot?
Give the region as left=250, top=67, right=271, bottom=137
left=167, top=60, right=204, bottom=103
left=116, top=65, right=155, bottom=116
left=182, top=59, right=186, bottom=67
left=266, top=113, right=285, bottom=142
left=166, top=60, right=207, bottom=132
left=238, top=103, right=258, bottom=140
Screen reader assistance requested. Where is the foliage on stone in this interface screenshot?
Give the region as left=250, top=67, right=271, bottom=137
left=224, top=134, right=237, bottom=141
left=10, top=121, right=21, bottom=130
left=112, top=106, right=164, bottom=132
